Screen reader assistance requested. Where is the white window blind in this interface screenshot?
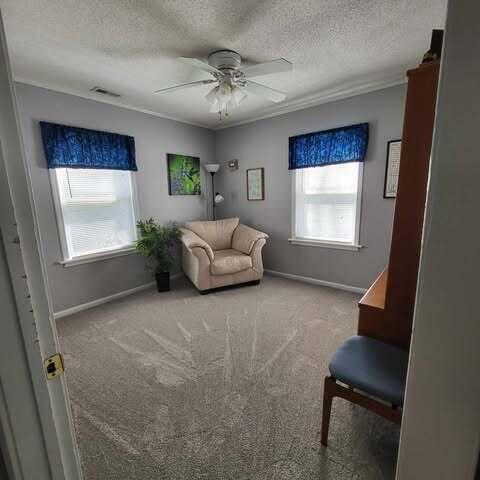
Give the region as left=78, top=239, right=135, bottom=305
left=294, top=163, right=362, bottom=244
left=52, top=168, right=137, bottom=259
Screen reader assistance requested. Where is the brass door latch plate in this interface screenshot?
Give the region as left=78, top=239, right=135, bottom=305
left=44, top=353, right=64, bottom=380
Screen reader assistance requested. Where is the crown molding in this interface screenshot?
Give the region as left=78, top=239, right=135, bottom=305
left=14, top=72, right=407, bottom=133
left=214, top=73, right=407, bottom=130
left=13, top=77, right=213, bottom=130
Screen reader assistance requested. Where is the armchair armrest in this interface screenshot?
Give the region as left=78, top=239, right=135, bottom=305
left=232, top=224, right=269, bottom=255
left=180, top=228, right=214, bottom=262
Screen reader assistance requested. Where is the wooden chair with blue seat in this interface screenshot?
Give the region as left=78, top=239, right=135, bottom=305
left=321, top=335, right=409, bottom=446
left=321, top=48, right=441, bottom=446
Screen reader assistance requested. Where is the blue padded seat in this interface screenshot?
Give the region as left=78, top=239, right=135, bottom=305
left=329, top=336, right=409, bottom=406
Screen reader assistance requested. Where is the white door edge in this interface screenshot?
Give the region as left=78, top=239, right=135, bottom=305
left=0, top=8, right=82, bottom=480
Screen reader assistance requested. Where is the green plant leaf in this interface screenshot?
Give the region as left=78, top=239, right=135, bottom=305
left=135, top=219, right=183, bottom=273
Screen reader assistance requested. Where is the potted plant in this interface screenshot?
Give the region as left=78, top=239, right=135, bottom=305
left=135, top=219, right=182, bottom=292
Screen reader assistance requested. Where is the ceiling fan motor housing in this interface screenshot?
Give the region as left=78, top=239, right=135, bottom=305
left=208, top=50, right=241, bottom=71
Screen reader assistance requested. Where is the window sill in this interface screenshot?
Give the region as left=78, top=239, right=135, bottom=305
left=59, top=246, right=137, bottom=268
left=288, top=238, right=363, bottom=251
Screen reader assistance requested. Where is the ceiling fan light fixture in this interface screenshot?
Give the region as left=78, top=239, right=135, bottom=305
left=206, top=82, right=246, bottom=115
left=217, top=81, right=232, bottom=100
left=206, top=86, right=219, bottom=112
left=205, top=85, right=218, bottom=102
left=155, top=51, right=290, bottom=118
left=230, top=86, right=247, bottom=107
left=208, top=99, right=220, bottom=113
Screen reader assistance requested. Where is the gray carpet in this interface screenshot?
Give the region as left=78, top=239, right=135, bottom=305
left=57, top=275, right=399, bottom=480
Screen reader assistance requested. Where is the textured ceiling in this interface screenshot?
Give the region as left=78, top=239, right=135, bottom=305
left=1, top=0, right=446, bottom=129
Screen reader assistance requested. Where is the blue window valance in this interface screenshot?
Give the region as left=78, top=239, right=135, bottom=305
left=40, top=121, right=137, bottom=171
left=289, top=123, right=369, bottom=170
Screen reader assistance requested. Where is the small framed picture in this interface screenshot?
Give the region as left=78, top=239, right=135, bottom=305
left=246, top=168, right=265, bottom=201
left=384, top=140, right=402, bottom=198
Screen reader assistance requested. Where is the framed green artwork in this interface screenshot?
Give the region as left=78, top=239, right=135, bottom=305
left=167, top=153, right=201, bottom=195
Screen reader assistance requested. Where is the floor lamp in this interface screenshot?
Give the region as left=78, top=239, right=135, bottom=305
left=204, top=164, right=224, bottom=220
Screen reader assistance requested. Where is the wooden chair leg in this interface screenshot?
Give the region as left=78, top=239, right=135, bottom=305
left=321, top=376, right=335, bottom=446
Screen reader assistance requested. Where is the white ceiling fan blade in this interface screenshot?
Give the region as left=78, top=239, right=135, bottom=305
left=154, top=79, right=216, bottom=94
left=243, top=80, right=287, bottom=103
left=178, top=57, right=223, bottom=75
left=242, top=58, right=292, bottom=78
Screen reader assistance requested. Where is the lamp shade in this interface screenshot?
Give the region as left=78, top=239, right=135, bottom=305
left=204, top=163, right=220, bottom=173
left=214, top=193, right=224, bottom=204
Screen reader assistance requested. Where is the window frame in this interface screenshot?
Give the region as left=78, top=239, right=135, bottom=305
left=289, top=163, right=364, bottom=251
left=49, top=168, right=140, bottom=267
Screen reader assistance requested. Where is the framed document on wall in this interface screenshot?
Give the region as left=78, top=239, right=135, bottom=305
left=384, top=140, right=402, bottom=198
left=247, top=168, right=265, bottom=200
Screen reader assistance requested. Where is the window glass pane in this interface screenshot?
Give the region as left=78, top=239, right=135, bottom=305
left=55, top=168, right=136, bottom=258
left=295, top=163, right=360, bottom=243
left=303, top=162, right=359, bottom=194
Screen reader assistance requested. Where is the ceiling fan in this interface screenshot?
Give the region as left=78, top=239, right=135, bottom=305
left=154, top=50, right=292, bottom=118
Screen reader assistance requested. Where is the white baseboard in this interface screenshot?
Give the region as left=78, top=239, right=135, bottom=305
left=54, top=273, right=183, bottom=319
left=264, top=269, right=367, bottom=294
left=54, top=270, right=363, bottom=319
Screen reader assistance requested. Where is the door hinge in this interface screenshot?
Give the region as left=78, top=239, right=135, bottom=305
left=44, top=353, right=64, bottom=380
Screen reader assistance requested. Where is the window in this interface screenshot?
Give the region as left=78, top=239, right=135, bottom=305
left=51, top=168, right=137, bottom=261
left=292, top=163, right=363, bottom=249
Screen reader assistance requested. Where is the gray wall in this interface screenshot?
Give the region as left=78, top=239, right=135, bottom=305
left=215, top=85, right=406, bottom=289
left=16, top=81, right=406, bottom=312
left=16, top=83, right=215, bottom=313
left=397, top=1, right=480, bottom=478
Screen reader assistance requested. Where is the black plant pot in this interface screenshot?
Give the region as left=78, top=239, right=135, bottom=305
left=155, top=271, right=170, bottom=292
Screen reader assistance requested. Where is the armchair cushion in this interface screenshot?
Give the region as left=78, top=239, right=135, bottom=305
left=180, top=228, right=214, bottom=262
left=232, top=224, right=269, bottom=255
left=211, top=249, right=252, bottom=275
left=184, top=217, right=239, bottom=251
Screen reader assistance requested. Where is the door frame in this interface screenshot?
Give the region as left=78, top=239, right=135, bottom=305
left=0, top=9, right=82, bottom=480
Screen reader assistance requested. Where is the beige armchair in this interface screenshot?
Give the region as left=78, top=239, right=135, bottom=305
left=181, top=217, right=268, bottom=293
